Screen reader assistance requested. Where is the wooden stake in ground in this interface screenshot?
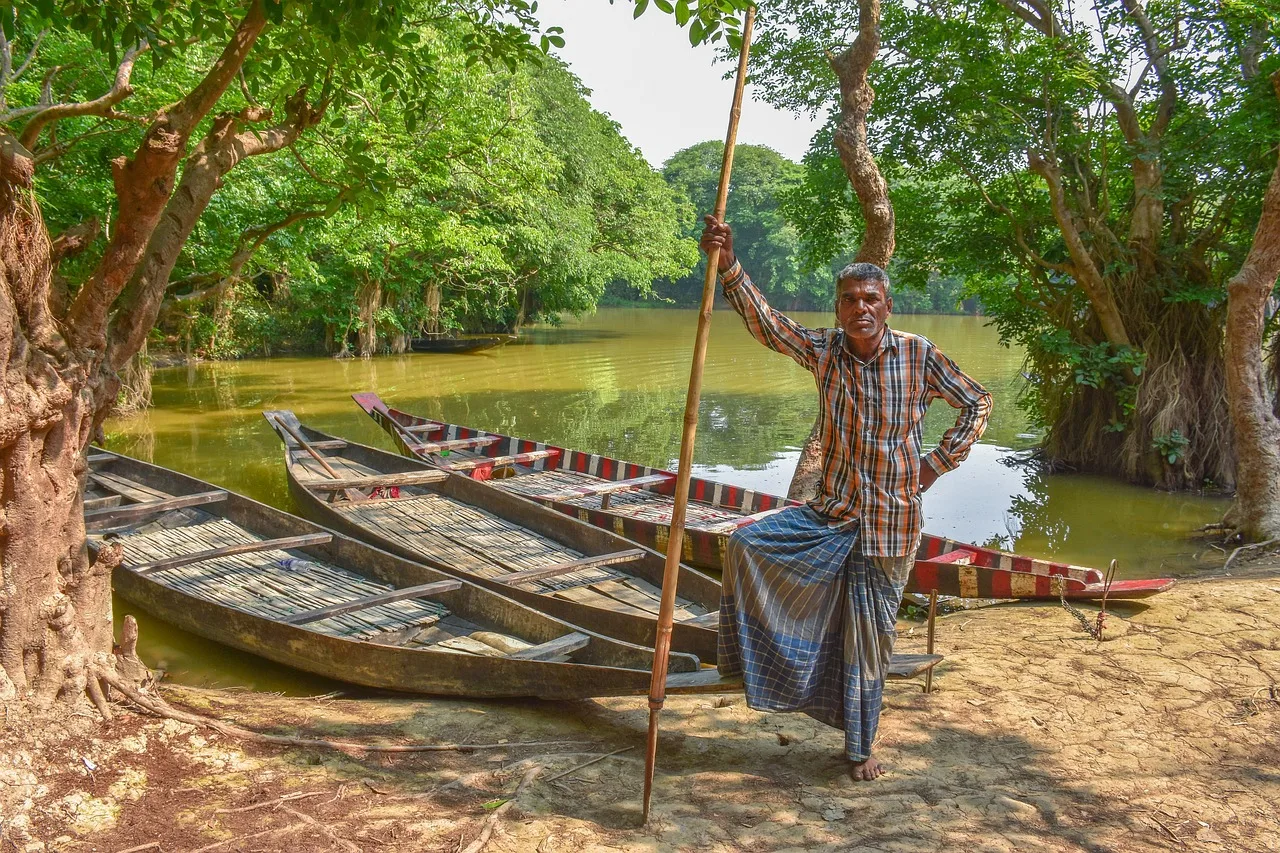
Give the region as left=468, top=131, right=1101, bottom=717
left=641, top=6, right=756, bottom=824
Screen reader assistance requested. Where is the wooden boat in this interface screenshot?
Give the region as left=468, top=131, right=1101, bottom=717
left=410, top=334, right=515, bottom=354
left=85, top=449, right=738, bottom=700
left=353, top=393, right=1175, bottom=601
left=262, top=413, right=942, bottom=685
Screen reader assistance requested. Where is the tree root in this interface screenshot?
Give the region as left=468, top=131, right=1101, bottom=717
left=1223, top=537, right=1280, bottom=571
left=460, top=764, right=543, bottom=853
left=96, top=670, right=590, bottom=755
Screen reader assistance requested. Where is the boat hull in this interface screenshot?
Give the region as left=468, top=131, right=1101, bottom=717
left=410, top=335, right=514, bottom=354
left=92, top=451, right=699, bottom=699
left=353, top=394, right=1175, bottom=602
left=267, top=416, right=723, bottom=664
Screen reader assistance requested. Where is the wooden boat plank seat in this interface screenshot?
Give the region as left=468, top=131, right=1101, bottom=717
left=414, top=436, right=501, bottom=453
left=495, top=549, right=645, bottom=586
left=401, top=422, right=445, bottom=435
left=290, top=439, right=348, bottom=451
left=134, top=532, right=334, bottom=575
left=284, top=578, right=463, bottom=625
left=306, top=470, right=450, bottom=491
left=532, top=473, right=674, bottom=503
left=444, top=449, right=560, bottom=471
left=681, top=610, right=720, bottom=628
left=90, top=470, right=172, bottom=502
left=707, top=506, right=789, bottom=533
left=84, top=494, right=124, bottom=511
left=592, top=576, right=702, bottom=622
left=507, top=632, right=590, bottom=661
left=86, top=490, right=228, bottom=527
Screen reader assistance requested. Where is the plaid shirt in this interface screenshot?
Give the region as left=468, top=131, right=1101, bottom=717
left=721, top=260, right=992, bottom=557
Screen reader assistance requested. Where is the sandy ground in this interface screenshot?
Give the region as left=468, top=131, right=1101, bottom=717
left=3, top=565, right=1278, bottom=853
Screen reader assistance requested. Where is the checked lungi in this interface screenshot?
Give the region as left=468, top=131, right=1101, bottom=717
left=717, top=506, right=913, bottom=761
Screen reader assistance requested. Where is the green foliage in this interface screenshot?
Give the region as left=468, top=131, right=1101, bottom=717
left=657, top=141, right=829, bottom=307
left=732, top=0, right=1279, bottom=481
left=1152, top=430, right=1190, bottom=466
left=6, top=0, right=697, bottom=360
left=654, top=140, right=977, bottom=313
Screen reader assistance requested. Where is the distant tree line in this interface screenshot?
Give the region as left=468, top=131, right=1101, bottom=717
left=608, top=140, right=980, bottom=314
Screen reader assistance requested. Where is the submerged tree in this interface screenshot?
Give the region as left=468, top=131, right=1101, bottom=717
left=0, top=0, right=553, bottom=710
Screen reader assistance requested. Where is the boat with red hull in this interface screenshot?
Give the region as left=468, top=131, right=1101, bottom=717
left=353, top=392, right=1175, bottom=602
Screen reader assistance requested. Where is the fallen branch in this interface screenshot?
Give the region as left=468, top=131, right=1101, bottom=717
left=189, top=822, right=308, bottom=853
left=215, top=790, right=329, bottom=814
left=99, top=669, right=590, bottom=754
left=113, top=843, right=161, bottom=853
left=279, top=804, right=360, bottom=853
left=1223, top=537, right=1280, bottom=571
left=1149, top=812, right=1184, bottom=845
left=543, top=746, right=634, bottom=783
left=460, top=765, right=543, bottom=853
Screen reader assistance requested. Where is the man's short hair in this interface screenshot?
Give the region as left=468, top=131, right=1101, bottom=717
left=836, top=262, right=891, bottom=294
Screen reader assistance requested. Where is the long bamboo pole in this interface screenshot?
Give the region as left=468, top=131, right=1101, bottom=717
left=641, top=6, right=756, bottom=823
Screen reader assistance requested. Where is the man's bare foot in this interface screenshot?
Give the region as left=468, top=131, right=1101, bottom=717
left=849, top=756, right=885, bottom=781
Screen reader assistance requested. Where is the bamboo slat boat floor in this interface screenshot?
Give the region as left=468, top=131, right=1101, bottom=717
left=492, top=469, right=743, bottom=527
left=115, top=516, right=449, bottom=640
left=292, top=454, right=708, bottom=620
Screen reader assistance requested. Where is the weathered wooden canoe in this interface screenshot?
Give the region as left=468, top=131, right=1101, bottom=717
left=86, top=449, right=732, bottom=700
left=260, top=416, right=943, bottom=686
left=265, top=411, right=726, bottom=664
left=353, top=393, right=1175, bottom=601
left=410, top=335, right=515, bottom=354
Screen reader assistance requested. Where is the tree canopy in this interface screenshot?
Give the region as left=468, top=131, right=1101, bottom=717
left=739, top=0, right=1280, bottom=488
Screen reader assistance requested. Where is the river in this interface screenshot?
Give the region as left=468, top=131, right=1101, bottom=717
left=103, top=308, right=1226, bottom=691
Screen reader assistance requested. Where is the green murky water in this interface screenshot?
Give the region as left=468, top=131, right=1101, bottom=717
left=104, top=308, right=1226, bottom=691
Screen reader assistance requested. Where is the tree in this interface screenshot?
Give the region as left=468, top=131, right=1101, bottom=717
left=754, top=0, right=1279, bottom=491
left=0, top=0, right=553, bottom=710
left=1224, top=71, right=1280, bottom=541
left=660, top=141, right=831, bottom=308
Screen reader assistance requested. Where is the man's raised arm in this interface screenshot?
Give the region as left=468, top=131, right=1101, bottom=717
left=701, top=215, right=819, bottom=372
left=922, top=346, right=993, bottom=480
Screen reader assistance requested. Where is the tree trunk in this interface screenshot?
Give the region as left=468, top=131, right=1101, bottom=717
left=357, top=274, right=382, bottom=358
left=2, top=3, right=268, bottom=712
left=425, top=282, right=441, bottom=334
left=1224, top=74, right=1280, bottom=540
left=0, top=136, right=118, bottom=705
left=788, top=0, right=894, bottom=501
left=107, top=91, right=324, bottom=373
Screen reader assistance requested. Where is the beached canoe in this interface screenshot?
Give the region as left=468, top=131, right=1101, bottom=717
left=260, top=416, right=943, bottom=685
left=85, top=449, right=731, bottom=699
left=265, top=410, right=725, bottom=664
left=352, top=393, right=1175, bottom=601
left=410, top=335, right=515, bottom=354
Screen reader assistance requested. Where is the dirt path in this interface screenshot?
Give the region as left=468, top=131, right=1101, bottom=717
left=4, top=570, right=1278, bottom=853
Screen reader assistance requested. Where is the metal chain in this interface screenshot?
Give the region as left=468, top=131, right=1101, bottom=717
left=1058, top=578, right=1103, bottom=640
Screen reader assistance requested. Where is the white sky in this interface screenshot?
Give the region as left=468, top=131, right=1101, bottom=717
left=547, top=0, right=823, bottom=169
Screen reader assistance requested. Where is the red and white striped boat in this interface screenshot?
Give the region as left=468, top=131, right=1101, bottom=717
left=354, top=392, right=1174, bottom=601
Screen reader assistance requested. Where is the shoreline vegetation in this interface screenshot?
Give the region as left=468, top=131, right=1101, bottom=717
left=7, top=560, right=1277, bottom=851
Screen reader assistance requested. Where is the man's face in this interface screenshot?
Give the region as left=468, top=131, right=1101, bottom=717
left=836, top=276, right=892, bottom=346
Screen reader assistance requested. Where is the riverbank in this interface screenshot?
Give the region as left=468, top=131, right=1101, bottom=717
left=6, top=561, right=1277, bottom=852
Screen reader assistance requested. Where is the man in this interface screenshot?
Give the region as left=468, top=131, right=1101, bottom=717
left=702, top=215, right=992, bottom=781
